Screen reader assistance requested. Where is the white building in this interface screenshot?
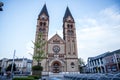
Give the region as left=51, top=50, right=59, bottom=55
left=0, top=58, right=8, bottom=73
left=0, top=58, right=32, bottom=74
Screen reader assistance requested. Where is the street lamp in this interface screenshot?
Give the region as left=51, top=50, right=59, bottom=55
left=11, top=50, right=16, bottom=79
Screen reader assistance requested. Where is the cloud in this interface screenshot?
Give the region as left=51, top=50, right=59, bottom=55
left=25, top=41, right=34, bottom=59
left=76, top=6, right=120, bottom=62
left=25, top=6, right=120, bottom=62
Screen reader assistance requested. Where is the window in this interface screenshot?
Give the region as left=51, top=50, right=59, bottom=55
left=39, top=28, right=46, bottom=33
left=70, top=25, right=73, bottom=28
left=40, top=22, right=42, bottom=26
left=72, top=40, right=74, bottom=42
left=73, top=52, right=75, bottom=55
left=43, top=22, right=46, bottom=26
left=71, top=62, right=75, bottom=68
left=67, top=30, right=73, bottom=35
left=67, top=24, right=70, bottom=28
left=68, top=52, right=70, bottom=54
left=68, top=39, right=70, bottom=42
left=67, top=24, right=73, bottom=29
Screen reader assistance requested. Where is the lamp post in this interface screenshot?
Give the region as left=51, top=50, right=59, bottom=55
left=11, top=50, right=16, bottom=79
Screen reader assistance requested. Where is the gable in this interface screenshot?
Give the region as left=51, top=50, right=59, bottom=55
left=48, top=34, right=65, bottom=44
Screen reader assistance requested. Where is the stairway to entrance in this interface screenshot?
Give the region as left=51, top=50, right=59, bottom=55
left=49, top=73, right=64, bottom=78
left=42, top=73, right=64, bottom=80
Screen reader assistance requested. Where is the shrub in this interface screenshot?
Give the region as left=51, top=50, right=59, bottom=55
left=32, top=65, right=43, bottom=71
left=13, top=77, right=34, bottom=80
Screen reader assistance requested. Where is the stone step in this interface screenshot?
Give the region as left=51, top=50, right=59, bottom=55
left=49, top=73, right=63, bottom=77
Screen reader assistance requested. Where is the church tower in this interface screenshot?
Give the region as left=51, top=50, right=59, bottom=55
left=33, top=4, right=79, bottom=74
left=63, top=7, right=79, bottom=72
left=33, top=4, right=49, bottom=67
left=37, top=4, right=49, bottom=41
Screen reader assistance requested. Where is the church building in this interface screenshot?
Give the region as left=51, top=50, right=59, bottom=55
left=33, top=4, right=79, bottom=73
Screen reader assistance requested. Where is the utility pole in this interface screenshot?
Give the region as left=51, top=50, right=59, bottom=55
left=11, top=50, right=16, bottom=79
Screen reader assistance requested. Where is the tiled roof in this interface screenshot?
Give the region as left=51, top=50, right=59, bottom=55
left=63, top=7, right=74, bottom=21
left=38, top=4, right=49, bottom=17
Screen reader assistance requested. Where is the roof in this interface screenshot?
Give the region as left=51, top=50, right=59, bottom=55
left=88, top=52, right=110, bottom=61
left=88, top=49, right=120, bottom=61
left=48, top=33, right=65, bottom=44
left=38, top=4, right=49, bottom=17
left=27, top=59, right=32, bottom=63
left=8, top=58, right=28, bottom=61
left=104, top=49, right=120, bottom=57
left=63, top=6, right=74, bottom=21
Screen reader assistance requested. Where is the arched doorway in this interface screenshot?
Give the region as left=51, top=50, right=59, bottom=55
left=51, top=61, right=61, bottom=73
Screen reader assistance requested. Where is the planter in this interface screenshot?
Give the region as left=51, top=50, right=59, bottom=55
left=32, top=70, right=42, bottom=76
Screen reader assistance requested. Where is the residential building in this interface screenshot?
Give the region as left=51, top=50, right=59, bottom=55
left=87, top=49, right=120, bottom=73
left=104, top=49, right=120, bottom=73
left=0, top=58, right=32, bottom=74
left=0, top=58, right=8, bottom=74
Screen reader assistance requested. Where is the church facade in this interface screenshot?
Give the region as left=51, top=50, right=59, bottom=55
left=33, top=4, right=79, bottom=73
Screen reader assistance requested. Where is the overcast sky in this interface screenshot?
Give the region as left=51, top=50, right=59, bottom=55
left=0, top=0, right=120, bottom=63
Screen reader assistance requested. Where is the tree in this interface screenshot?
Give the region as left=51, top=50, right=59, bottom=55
left=78, top=58, right=85, bottom=66
left=32, top=32, right=46, bottom=77
left=78, top=58, right=85, bottom=73
left=32, top=32, right=46, bottom=66
left=6, top=63, right=16, bottom=72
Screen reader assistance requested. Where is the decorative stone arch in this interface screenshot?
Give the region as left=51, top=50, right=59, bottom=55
left=49, top=59, right=64, bottom=66
left=49, top=59, right=65, bottom=73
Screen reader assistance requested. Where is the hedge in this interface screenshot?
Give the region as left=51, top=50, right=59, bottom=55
left=13, top=77, right=34, bottom=80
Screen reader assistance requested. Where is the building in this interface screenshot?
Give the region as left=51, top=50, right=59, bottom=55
left=0, top=58, right=8, bottom=74
left=87, top=49, right=120, bottom=73
left=104, top=49, right=120, bottom=73
left=0, top=58, right=32, bottom=74
left=87, top=53, right=108, bottom=73
left=33, top=4, right=79, bottom=74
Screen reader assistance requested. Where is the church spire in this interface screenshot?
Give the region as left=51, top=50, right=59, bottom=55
left=39, top=4, right=49, bottom=18
left=63, top=6, right=74, bottom=21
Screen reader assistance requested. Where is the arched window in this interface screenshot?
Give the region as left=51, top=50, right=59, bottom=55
left=71, top=62, right=75, bottom=68
left=43, top=22, right=46, bottom=26
left=67, top=24, right=70, bottom=28
left=67, top=30, right=73, bottom=35
left=68, top=52, right=70, bottom=54
left=70, top=25, right=73, bottom=28
left=73, top=52, right=75, bottom=55
left=39, top=28, right=42, bottom=32
left=40, top=22, right=42, bottom=26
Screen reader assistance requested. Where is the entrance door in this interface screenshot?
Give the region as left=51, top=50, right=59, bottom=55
left=52, top=62, right=61, bottom=73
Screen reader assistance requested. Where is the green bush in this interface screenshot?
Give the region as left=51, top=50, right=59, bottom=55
left=32, top=65, right=43, bottom=71
left=13, top=77, right=34, bottom=80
